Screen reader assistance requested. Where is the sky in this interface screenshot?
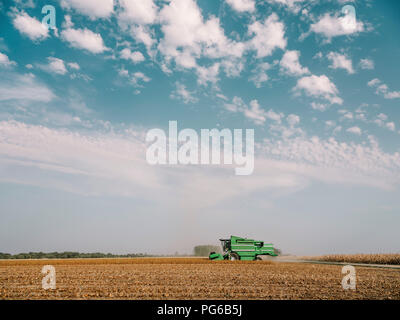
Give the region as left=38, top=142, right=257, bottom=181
left=0, top=0, right=399, bottom=255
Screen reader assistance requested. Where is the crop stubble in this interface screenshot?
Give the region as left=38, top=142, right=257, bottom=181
left=0, top=258, right=399, bottom=299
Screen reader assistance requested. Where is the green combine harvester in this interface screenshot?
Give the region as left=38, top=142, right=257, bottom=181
left=209, top=235, right=277, bottom=261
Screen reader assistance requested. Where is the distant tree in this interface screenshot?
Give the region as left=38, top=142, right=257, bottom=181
left=0, top=253, right=12, bottom=259
left=0, top=252, right=153, bottom=259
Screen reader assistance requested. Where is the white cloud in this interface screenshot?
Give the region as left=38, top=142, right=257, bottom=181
left=355, top=113, right=367, bottom=122
left=260, top=135, right=400, bottom=189
left=325, top=120, right=335, bottom=128
left=158, top=0, right=245, bottom=72
left=224, top=97, right=242, bottom=112
left=170, top=82, right=198, bottom=104
left=359, top=58, right=374, bottom=70
left=265, top=109, right=283, bottom=123
left=373, top=114, right=396, bottom=132
left=287, top=114, right=300, bottom=126
left=333, top=126, right=342, bottom=135
left=377, top=113, right=388, bottom=121
left=0, top=121, right=399, bottom=209
left=265, top=0, right=305, bottom=13
left=131, top=72, right=151, bottom=87
left=0, top=120, right=301, bottom=205
left=249, top=62, right=271, bottom=88
left=244, top=100, right=268, bottom=125
left=0, top=73, right=55, bottom=102
left=342, top=112, right=353, bottom=121
left=224, top=97, right=270, bottom=125
left=13, top=0, right=35, bottom=8
left=216, top=93, right=228, bottom=101
left=346, top=126, right=362, bottom=135
left=0, top=120, right=159, bottom=197
left=60, top=0, right=114, bottom=19
left=120, top=48, right=145, bottom=63
left=327, top=52, right=354, bottom=74
left=313, top=52, right=323, bottom=59
left=367, top=78, right=380, bottom=87
left=67, top=62, right=80, bottom=70
left=118, top=67, right=129, bottom=77
left=269, top=121, right=304, bottom=140
left=311, top=102, right=328, bottom=112
left=221, top=58, right=244, bottom=78
left=383, top=91, right=400, bottom=99
left=280, top=50, right=309, bottom=76
left=368, top=78, right=400, bottom=99
left=0, top=52, right=17, bottom=67
left=386, top=122, right=396, bottom=132
left=118, top=0, right=158, bottom=26
left=224, top=97, right=286, bottom=126
left=62, top=14, right=74, bottom=29
left=42, top=57, right=68, bottom=75
left=130, top=25, right=157, bottom=56
left=247, top=13, right=287, bottom=58
left=196, top=63, right=220, bottom=85
left=12, top=11, right=49, bottom=41
left=309, top=12, right=364, bottom=40
left=61, top=26, right=108, bottom=54
left=294, top=74, right=343, bottom=105
left=226, top=0, right=255, bottom=13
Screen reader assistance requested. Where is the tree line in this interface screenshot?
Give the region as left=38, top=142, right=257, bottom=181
left=0, top=252, right=152, bottom=259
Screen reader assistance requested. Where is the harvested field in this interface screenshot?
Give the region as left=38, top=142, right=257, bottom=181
left=0, top=258, right=399, bottom=300
left=0, top=257, right=215, bottom=266
left=309, top=254, right=400, bottom=265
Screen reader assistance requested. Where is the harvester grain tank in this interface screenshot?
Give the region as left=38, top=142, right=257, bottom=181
left=209, top=235, right=277, bottom=261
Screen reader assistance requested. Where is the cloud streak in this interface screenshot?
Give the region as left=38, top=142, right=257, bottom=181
left=0, top=73, right=55, bottom=102
left=1, top=121, right=398, bottom=206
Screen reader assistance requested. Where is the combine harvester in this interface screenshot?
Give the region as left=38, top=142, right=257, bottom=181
left=209, top=235, right=277, bottom=261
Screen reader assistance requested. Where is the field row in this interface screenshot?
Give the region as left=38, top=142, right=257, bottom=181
left=0, top=257, right=269, bottom=266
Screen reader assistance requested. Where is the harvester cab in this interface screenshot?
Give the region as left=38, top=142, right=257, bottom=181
left=219, top=238, right=230, bottom=254
left=209, top=235, right=277, bottom=261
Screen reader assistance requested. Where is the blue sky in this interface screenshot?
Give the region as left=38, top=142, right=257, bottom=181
left=0, top=0, right=399, bottom=255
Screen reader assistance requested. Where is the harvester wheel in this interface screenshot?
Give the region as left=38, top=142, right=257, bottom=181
left=230, top=253, right=240, bottom=261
